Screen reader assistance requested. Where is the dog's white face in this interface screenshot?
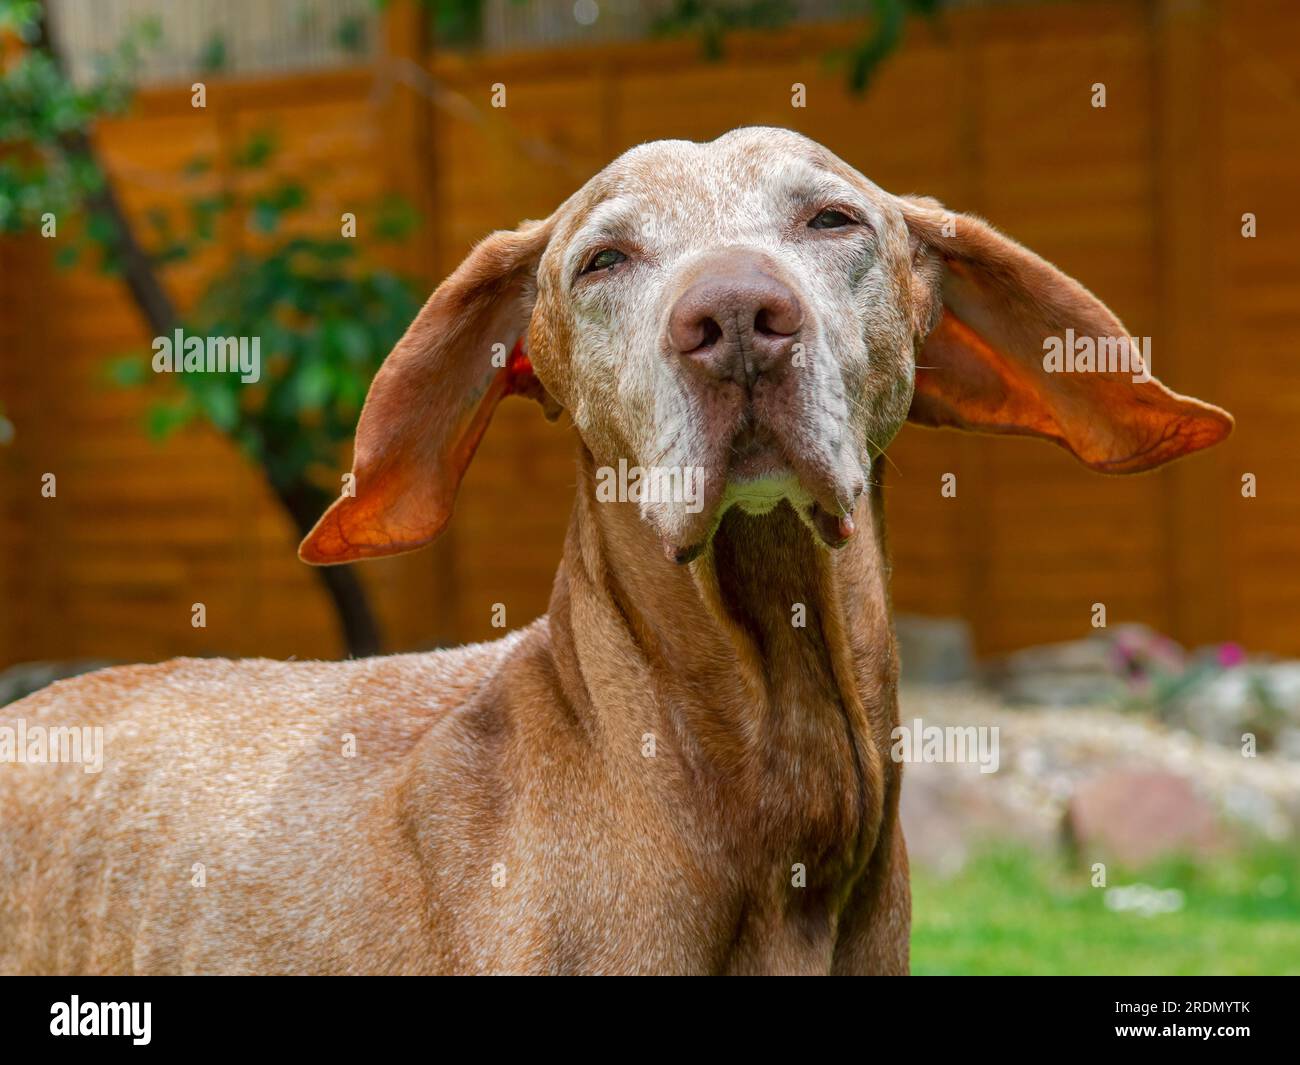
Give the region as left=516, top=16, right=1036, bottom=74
left=531, top=127, right=919, bottom=561
left=300, top=127, right=1230, bottom=568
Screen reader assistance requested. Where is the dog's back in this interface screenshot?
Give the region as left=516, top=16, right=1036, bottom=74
left=0, top=633, right=528, bottom=974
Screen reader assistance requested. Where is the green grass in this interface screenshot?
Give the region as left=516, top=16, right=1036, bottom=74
left=911, top=845, right=1300, bottom=975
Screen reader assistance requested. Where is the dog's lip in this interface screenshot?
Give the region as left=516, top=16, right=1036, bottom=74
left=664, top=499, right=857, bottom=564
left=659, top=413, right=864, bottom=564
left=807, top=501, right=857, bottom=548
left=727, top=420, right=789, bottom=480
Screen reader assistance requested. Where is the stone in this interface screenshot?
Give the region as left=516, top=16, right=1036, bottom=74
left=894, top=615, right=974, bottom=685
left=899, top=756, right=1056, bottom=875
left=1065, top=769, right=1221, bottom=867
left=1177, top=662, right=1300, bottom=749
left=983, top=623, right=1178, bottom=708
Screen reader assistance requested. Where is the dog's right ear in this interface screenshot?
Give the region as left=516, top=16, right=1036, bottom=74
left=299, top=218, right=557, bottom=565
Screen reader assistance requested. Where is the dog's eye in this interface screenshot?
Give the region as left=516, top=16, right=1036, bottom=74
left=582, top=248, right=627, bottom=274
left=809, top=208, right=854, bottom=230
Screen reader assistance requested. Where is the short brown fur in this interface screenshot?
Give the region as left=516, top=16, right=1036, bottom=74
left=0, top=129, right=1230, bottom=975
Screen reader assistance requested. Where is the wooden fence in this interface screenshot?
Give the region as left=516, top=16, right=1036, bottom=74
left=2, top=0, right=1297, bottom=668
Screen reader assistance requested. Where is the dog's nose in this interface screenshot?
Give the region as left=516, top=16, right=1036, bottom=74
left=667, top=253, right=804, bottom=385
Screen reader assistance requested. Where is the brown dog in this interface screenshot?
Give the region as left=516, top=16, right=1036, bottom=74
left=0, top=129, right=1231, bottom=975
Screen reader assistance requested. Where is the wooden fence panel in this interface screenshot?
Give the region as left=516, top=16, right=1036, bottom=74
left=2, top=0, right=1296, bottom=666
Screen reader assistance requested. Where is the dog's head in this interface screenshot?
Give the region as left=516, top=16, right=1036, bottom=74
left=300, top=127, right=1232, bottom=565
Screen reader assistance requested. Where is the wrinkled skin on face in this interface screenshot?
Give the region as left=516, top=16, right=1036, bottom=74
left=528, top=128, right=919, bottom=562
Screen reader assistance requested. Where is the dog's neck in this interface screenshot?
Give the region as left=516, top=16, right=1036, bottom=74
left=545, top=446, right=900, bottom=876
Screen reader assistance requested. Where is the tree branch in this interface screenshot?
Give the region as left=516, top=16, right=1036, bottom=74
left=36, top=0, right=178, bottom=334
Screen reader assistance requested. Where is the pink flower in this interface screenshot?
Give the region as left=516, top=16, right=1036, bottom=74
left=1217, top=642, right=1246, bottom=669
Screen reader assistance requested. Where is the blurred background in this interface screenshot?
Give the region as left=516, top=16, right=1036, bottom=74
left=1, top=0, right=1298, bottom=973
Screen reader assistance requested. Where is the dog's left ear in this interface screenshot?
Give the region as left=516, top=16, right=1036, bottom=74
left=300, top=217, right=557, bottom=564
left=899, top=196, right=1232, bottom=472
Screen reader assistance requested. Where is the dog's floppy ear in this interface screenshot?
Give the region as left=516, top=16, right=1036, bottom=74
left=300, top=218, right=557, bottom=564
left=899, top=196, right=1232, bottom=472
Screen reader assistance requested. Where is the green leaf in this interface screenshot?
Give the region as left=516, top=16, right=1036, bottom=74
left=250, top=200, right=281, bottom=234
left=145, top=401, right=192, bottom=440
left=199, top=385, right=240, bottom=431
left=294, top=361, right=333, bottom=412
left=54, top=243, right=80, bottom=269
left=106, top=355, right=148, bottom=386
left=235, top=130, right=276, bottom=170
left=199, top=34, right=228, bottom=74
left=335, top=15, right=368, bottom=55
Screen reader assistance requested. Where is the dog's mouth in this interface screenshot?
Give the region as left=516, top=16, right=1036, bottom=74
left=660, top=412, right=862, bottom=564
left=726, top=420, right=856, bottom=546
